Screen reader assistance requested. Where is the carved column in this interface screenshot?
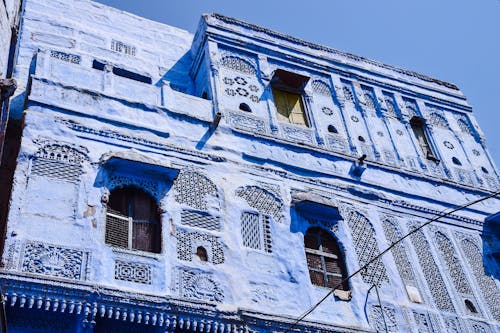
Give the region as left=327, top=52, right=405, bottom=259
left=257, top=55, right=279, bottom=134
left=330, top=75, right=356, bottom=154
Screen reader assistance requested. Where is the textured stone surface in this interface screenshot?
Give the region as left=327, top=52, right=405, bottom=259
left=0, top=0, right=499, bottom=332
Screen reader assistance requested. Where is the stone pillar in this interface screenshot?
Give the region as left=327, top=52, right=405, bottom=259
left=257, top=55, right=279, bottom=134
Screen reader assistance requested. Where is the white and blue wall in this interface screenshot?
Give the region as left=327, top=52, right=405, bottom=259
left=0, top=1, right=499, bottom=332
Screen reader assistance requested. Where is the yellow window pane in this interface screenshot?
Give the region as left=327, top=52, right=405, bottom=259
left=273, top=88, right=308, bottom=126
left=287, top=92, right=308, bottom=126
left=272, top=89, right=291, bottom=123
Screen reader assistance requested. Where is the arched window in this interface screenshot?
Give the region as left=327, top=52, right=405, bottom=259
left=106, top=186, right=161, bottom=253
left=196, top=246, right=208, bottom=262
left=304, top=227, right=348, bottom=290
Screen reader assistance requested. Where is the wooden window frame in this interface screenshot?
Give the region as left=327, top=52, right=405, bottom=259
left=105, top=187, right=161, bottom=254
left=271, top=69, right=310, bottom=127
left=304, top=227, right=349, bottom=290
left=410, top=116, right=440, bottom=162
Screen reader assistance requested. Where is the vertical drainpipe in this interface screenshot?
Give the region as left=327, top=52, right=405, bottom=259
left=206, top=39, right=221, bottom=124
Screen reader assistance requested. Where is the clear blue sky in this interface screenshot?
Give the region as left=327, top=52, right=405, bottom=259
left=96, top=0, right=500, bottom=169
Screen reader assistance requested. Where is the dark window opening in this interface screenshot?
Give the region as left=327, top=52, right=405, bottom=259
left=92, top=59, right=105, bottom=71
left=196, top=246, right=208, bottom=262
left=452, top=157, right=462, bottom=166
left=410, top=116, right=439, bottom=162
left=358, top=136, right=365, bottom=142
left=465, top=299, right=478, bottom=313
left=92, top=60, right=152, bottom=84
left=481, top=167, right=489, bottom=174
left=112, top=67, right=152, bottom=84
left=239, top=103, right=252, bottom=112
left=328, top=125, right=338, bottom=134
left=106, top=186, right=161, bottom=253
left=271, top=69, right=309, bottom=126
left=304, top=227, right=349, bottom=291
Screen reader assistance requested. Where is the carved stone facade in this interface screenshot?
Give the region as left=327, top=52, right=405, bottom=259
left=0, top=1, right=499, bottom=332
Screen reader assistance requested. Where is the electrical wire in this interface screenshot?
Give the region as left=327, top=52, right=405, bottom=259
left=284, top=189, right=500, bottom=333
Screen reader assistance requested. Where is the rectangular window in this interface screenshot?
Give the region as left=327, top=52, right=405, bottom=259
left=271, top=69, right=309, bottom=127
left=241, top=212, right=272, bottom=253
left=272, top=88, right=308, bottom=126
left=410, top=116, right=439, bottom=162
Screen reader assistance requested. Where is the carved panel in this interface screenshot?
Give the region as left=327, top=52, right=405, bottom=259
left=250, top=285, right=278, bottom=305
left=382, top=92, right=398, bottom=118
left=241, top=212, right=272, bottom=253
left=340, top=82, right=355, bottom=105
left=176, top=230, right=224, bottom=264
left=111, top=40, right=136, bottom=56
left=433, top=231, right=473, bottom=295
left=21, top=241, right=90, bottom=280
left=174, top=171, right=219, bottom=211
left=411, top=311, right=436, bottom=333
left=443, top=316, right=462, bottom=333
left=368, top=305, right=398, bottom=332
left=50, top=50, right=81, bottom=64
left=114, top=260, right=152, bottom=284
left=360, top=86, right=376, bottom=110
left=31, top=158, right=82, bottom=183
left=222, top=73, right=260, bottom=104
left=326, top=134, right=349, bottom=153
left=457, top=117, right=473, bottom=135
left=342, top=208, right=389, bottom=286
left=280, top=124, right=315, bottom=144
left=220, top=52, right=257, bottom=75
left=174, top=268, right=224, bottom=302
left=107, top=174, right=160, bottom=199
left=468, top=321, right=491, bottom=333
left=402, top=97, right=419, bottom=118
left=458, top=236, right=500, bottom=321
left=31, top=143, right=87, bottom=183
left=428, top=112, right=450, bottom=129
left=181, top=210, right=221, bottom=231
left=236, top=186, right=284, bottom=223
left=226, top=112, right=267, bottom=134
left=409, top=227, right=455, bottom=312
left=311, top=79, right=332, bottom=97
left=382, top=220, right=418, bottom=286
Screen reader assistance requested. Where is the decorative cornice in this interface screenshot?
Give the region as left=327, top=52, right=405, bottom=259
left=1, top=272, right=370, bottom=333
left=205, top=14, right=460, bottom=94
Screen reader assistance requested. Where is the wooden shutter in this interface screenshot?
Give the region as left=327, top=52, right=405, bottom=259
left=287, top=92, right=308, bottom=126
left=272, top=88, right=291, bottom=123
left=105, top=209, right=130, bottom=249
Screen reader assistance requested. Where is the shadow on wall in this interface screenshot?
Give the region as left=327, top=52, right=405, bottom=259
left=482, top=212, right=500, bottom=280
left=156, top=51, right=194, bottom=94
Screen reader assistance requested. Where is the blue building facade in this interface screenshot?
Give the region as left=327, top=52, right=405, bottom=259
left=0, top=0, right=499, bottom=332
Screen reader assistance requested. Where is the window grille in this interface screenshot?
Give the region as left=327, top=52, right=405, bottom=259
left=241, top=212, right=272, bottom=253
left=31, top=143, right=86, bottom=183
left=111, top=40, right=136, bottom=56
left=106, top=187, right=161, bottom=253
left=181, top=210, right=221, bottom=231
left=304, top=227, right=348, bottom=290
left=105, top=209, right=131, bottom=249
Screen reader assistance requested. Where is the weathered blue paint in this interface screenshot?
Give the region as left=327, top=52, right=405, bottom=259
left=1, top=0, right=499, bottom=332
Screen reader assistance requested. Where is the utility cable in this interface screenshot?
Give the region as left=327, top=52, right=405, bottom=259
left=375, top=285, right=388, bottom=333
left=284, top=189, right=500, bottom=333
